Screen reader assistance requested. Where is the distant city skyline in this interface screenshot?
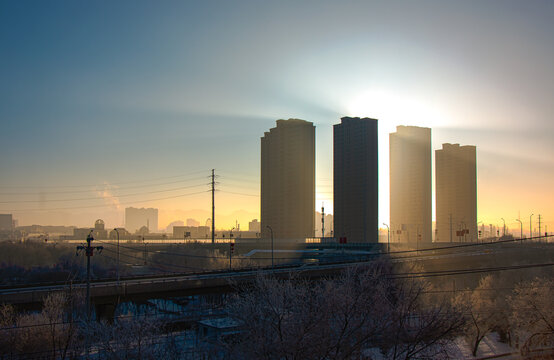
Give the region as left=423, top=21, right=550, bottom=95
left=1, top=1, right=553, bottom=233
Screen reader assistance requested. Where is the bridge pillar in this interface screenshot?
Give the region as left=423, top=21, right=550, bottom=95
left=95, top=302, right=117, bottom=323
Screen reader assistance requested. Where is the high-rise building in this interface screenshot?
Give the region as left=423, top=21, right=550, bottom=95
left=390, top=126, right=432, bottom=244
left=333, top=117, right=378, bottom=243
left=261, top=119, right=315, bottom=240
left=125, top=207, right=158, bottom=233
left=436, top=143, right=477, bottom=242
left=0, top=214, right=13, bottom=231
left=248, top=219, right=261, bottom=232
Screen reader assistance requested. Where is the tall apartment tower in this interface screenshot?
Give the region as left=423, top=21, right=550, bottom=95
left=436, top=143, right=477, bottom=242
left=334, top=117, right=379, bottom=243
left=261, top=119, right=315, bottom=240
left=390, top=126, right=432, bottom=244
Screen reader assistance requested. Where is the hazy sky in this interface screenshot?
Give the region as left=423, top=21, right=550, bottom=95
left=1, top=0, right=553, bottom=234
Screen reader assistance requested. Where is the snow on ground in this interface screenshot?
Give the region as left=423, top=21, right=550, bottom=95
left=449, top=333, right=518, bottom=359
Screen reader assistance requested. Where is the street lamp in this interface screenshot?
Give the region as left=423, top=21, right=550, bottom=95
left=383, top=223, right=390, bottom=253
left=530, top=213, right=534, bottom=240
left=266, top=225, right=274, bottom=268
left=515, top=219, right=523, bottom=243
left=114, top=228, right=120, bottom=285
left=501, top=218, right=506, bottom=237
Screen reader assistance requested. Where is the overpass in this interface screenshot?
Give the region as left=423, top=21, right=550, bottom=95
left=0, top=260, right=371, bottom=319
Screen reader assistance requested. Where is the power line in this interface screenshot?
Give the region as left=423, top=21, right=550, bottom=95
left=0, top=169, right=210, bottom=190
left=217, top=175, right=259, bottom=184
left=386, top=234, right=553, bottom=256
left=389, top=262, right=554, bottom=279
left=0, top=175, right=209, bottom=196
left=0, top=183, right=208, bottom=204
left=219, top=190, right=260, bottom=197
left=0, top=190, right=209, bottom=212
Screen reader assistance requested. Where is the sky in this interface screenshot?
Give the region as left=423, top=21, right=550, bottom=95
left=1, top=0, right=553, bottom=235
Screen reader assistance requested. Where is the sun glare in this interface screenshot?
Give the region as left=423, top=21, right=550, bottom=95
left=346, top=89, right=447, bottom=131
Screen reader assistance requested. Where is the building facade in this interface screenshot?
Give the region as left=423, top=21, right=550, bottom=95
left=261, top=119, right=315, bottom=240
left=390, top=126, right=432, bottom=244
left=333, top=117, right=379, bottom=243
left=125, top=207, right=159, bottom=234
left=436, top=143, right=477, bottom=242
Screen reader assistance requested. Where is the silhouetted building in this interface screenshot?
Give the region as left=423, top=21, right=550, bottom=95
left=166, top=220, right=184, bottom=232
left=93, top=219, right=108, bottom=239
left=0, top=214, right=13, bottom=231
left=261, top=119, right=315, bottom=240
left=390, top=126, right=432, bottom=244
left=186, top=218, right=200, bottom=227
left=125, top=207, right=158, bottom=233
left=73, top=228, right=92, bottom=240
left=0, top=214, right=14, bottom=240
left=173, top=226, right=210, bottom=239
left=248, top=219, right=261, bottom=232
left=109, top=228, right=131, bottom=240
left=436, top=143, right=477, bottom=242
left=333, top=117, right=378, bottom=243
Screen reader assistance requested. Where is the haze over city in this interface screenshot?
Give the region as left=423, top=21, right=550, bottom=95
left=1, top=0, right=553, bottom=234
left=1, top=2, right=554, bottom=359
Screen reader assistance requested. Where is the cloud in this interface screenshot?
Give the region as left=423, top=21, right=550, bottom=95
left=96, top=182, right=121, bottom=210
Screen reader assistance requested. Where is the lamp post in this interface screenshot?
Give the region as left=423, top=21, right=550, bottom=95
left=501, top=218, right=506, bottom=237
left=530, top=213, right=534, bottom=240
left=114, top=228, right=120, bottom=285
left=383, top=223, right=390, bottom=253
left=515, top=219, right=523, bottom=243
left=266, top=225, right=274, bottom=268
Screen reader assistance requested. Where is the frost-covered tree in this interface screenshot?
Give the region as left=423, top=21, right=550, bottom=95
left=508, top=277, right=554, bottom=353
left=224, top=262, right=464, bottom=359
left=454, top=275, right=504, bottom=357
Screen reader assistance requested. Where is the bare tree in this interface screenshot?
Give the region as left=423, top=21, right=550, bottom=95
left=508, top=277, right=554, bottom=354
left=87, top=313, right=167, bottom=359
left=0, top=303, right=17, bottom=357
left=224, top=262, right=464, bottom=359
left=454, top=275, right=504, bottom=357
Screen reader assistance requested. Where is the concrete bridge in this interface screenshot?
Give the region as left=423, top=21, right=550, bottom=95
left=0, top=260, right=368, bottom=319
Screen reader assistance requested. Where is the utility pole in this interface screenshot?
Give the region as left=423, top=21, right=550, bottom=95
left=321, top=203, right=325, bottom=240
left=530, top=213, right=534, bottom=240
left=383, top=223, right=390, bottom=253
left=516, top=219, right=523, bottom=244
left=142, top=236, right=147, bottom=265
left=114, top=228, right=120, bottom=285
left=76, top=230, right=103, bottom=321
left=538, top=214, right=542, bottom=242
left=266, top=225, right=274, bottom=268
left=229, top=241, right=234, bottom=270
left=211, top=169, right=215, bottom=244
left=450, top=214, right=452, bottom=242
